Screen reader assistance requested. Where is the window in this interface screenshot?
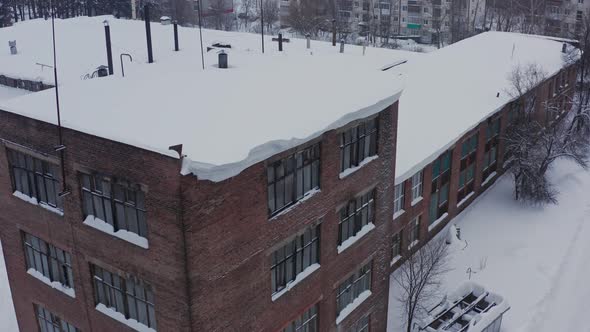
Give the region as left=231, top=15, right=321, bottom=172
left=268, top=143, right=320, bottom=216
left=483, top=118, right=501, bottom=181
left=7, top=149, right=62, bottom=211
left=423, top=19, right=429, bottom=24
left=392, top=232, right=401, bottom=258
left=35, top=304, right=80, bottom=332
left=91, top=264, right=157, bottom=330
left=458, top=133, right=478, bottom=202
left=353, top=314, right=370, bottom=332
left=393, top=183, right=405, bottom=216
left=23, top=233, right=74, bottom=290
left=429, top=150, right=451, bottom=224
left=336, top=262, right=372, bottom=316
left=81, top=173, right=148, bottom=238
left=408, top=216, right=420, bottom=248
left=340, top=117, right=378, bottom=172
left=271, top=224, right=320, bottom=295
left=402, top=5, right=407, bottom=10
left=338, top=190, right=375, bottom=245
left=579, top=0, right=583, bottom=4
left=283, top=304, right=319, bottom=332
left=410, top=170, right=423, bottom=202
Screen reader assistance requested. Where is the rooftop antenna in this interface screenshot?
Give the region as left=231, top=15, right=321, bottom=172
left=197, top=0, right=205, bottom=69
left=49, top=0, right=71, bottom=197
left=260, top=0, right=265, bottom=53
left=511, top=43, right=515, bottom=59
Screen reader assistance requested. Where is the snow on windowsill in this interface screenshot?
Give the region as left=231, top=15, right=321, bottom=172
left=410, top=196, right=423, bottom=206
left=390, top=255, right=402, bottom=266
left=270, top=189, right=321, bottom=220
left=339, top=156, right=379, bottom=179
left=271, top=263, right=320, bottom=302
left=337, top=223, right=375, bottom=254
left=407, top=240, right=419, bottom=250
left=428, top=213, right=449, bottom=232
left=95, top=303, right=156, bottom=332
left=27, top=268, right=75, bottom=298
left=457, top=192, right=475, bottom=208
left=13, top=191, right=63, bottom=216
left=83, top=215, right=149, bottom=249
left=393, top=209, right=405, bottom=220
left=336, top=290, right=372, bottom=325
left=481, top=171, right=497, bottom=187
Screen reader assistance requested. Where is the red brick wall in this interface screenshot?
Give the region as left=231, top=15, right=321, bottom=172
left=0, top=64, right=575, bottom=332
left=0, top=111, right=191, bottom=332
left=388, top=65, right=577, bottom=275
left=181, top=103, right=399, bottom=332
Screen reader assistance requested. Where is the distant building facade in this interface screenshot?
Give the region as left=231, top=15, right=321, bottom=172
left=279, top=0, right=486, bottom=43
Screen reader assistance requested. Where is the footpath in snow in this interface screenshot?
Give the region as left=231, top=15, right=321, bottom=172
left=388, top=159, right=590, bottom=332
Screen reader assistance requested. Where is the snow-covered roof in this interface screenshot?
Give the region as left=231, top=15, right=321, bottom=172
left=394, top=32, right=574, bottom=182
left=0, top=16, right=409, bottom=181
left=0, top=17, right=574, bottom=182
left=422, top=281, right=510, bottom=332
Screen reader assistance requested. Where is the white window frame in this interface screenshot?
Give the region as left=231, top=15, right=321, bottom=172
left=408, top=216, right=420, bottom=249
left=410, top=170, right=423, bottom=202
left=393, top=183, right=405, bottom=216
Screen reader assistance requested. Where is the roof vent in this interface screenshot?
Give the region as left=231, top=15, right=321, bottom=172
left=8, top=40, right=17, bottom=55
left=218, top=50, right=228, bottom=69
left=562, top=43, right=567, bottom=53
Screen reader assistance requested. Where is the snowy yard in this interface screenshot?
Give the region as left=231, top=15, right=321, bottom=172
left=388, top=160, right=590, bottom=332
left=0, top=242, right=18, bottom=332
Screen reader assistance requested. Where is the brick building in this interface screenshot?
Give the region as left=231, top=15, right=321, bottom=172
left=0, top=17, right=578, bottom=332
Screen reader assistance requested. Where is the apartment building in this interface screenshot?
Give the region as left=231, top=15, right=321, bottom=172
left=279, top=0, right=486, bottom=43
left=0, top=17, right=577, bottom=332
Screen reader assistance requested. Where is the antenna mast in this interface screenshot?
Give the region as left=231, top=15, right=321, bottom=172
left=50, top=0, right=70, bottom=197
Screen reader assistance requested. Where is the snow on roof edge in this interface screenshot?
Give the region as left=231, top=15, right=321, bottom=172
left=182, top=90, right=403, bottom=182
left=0, top=105, right=181, bottom=160
left=394, top=59, right=574, bottom=184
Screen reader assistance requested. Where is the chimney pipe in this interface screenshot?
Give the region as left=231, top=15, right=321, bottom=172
left=339, top=39, right=345, bottom=53
left=306, top=34, right=310, bottom=49
left=218, top=50, right=228, bottom=69
left=103, top=20, right=114, bottom=75
left=173, top=21, right=179, bottom=51
left=332, top=19, right=336, bottom=46
left=562, top=43, right=567, bottom=53
left=144, top=4, right=154, bottom=63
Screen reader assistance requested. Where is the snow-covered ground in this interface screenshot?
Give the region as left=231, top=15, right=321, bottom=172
left=0, top=242, right=18, bottom=332
left=388, top=160, right=590, bottom=332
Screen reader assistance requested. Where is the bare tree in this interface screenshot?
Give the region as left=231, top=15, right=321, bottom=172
left=238, top=0, right=255, bottom=30
left=394, top=237, right=451, bottom=332
left=286, top=0, right=325, bottom=36
left=504, top=63, right=589, bottom=204
left=257, top=0, right=279, bottom=33
left=432, top=8, right=449, bottom=49
left=205, top=0, right=233, bottom=30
